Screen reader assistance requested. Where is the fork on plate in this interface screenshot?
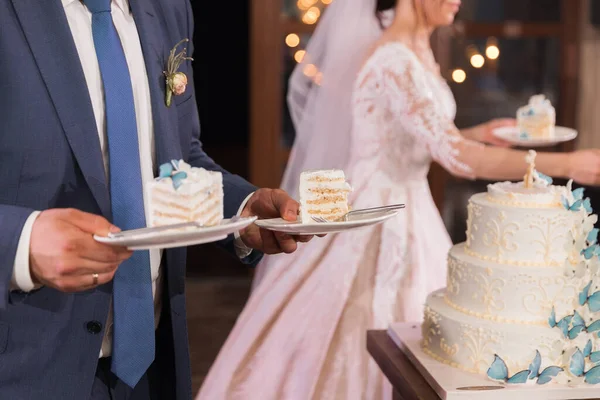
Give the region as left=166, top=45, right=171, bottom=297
left=311, top=204, right=405, bottom=223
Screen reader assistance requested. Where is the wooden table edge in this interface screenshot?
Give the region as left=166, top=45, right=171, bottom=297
left=367, top=329, right=440, bottom=400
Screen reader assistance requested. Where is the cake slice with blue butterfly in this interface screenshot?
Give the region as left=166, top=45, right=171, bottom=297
left=146, top=159, right=224, bottom=227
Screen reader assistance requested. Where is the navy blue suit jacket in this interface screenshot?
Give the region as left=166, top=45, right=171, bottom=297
left=0, top=0, right=260, bottom=398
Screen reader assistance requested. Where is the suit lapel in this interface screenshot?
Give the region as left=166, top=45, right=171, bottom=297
left=11, top=0, right=111, bottom=219
left=130, top=0, right=183, bottom=170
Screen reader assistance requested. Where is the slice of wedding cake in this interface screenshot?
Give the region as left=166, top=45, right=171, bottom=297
left=299, top=169, right=352, bottom=223
left=421, top=150, right=600, bottom=385
left=517, top=94, right=556, bottom=139
left=147, top=160, right=224, bottom=227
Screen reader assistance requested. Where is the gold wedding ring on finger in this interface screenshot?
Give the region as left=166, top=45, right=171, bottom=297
left=92, top=273, right=99, bottom=286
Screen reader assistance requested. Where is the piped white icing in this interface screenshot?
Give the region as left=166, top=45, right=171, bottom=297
left=487, top=181, right=567, bottom=207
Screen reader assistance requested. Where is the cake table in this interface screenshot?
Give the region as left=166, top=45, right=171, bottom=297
left=370, top=323, right=600, bottom=400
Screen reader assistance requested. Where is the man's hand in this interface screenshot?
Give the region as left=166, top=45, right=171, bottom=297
left=240, top=189, right=313, bottom=254
left=29, top=209, right=133, bottom=292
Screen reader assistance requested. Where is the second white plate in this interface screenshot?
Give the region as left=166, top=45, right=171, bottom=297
left=492, top=126, right=577, bottom=147
left=94, top=216, right=257, bottom=250
left=254, top=209, right=400, bottom=235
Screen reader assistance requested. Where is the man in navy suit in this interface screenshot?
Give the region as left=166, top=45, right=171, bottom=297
left=0, top=0, right=308, bottom=398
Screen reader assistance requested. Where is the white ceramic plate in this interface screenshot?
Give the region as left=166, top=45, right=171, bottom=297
left=492, top=126, right=578, bottom=147
left=254, top=209, right=401, bottom=235
left=94, top=216, right=257, bottom=250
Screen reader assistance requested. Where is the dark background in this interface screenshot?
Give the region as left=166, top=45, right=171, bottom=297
left=185, top=4, right=254, bottom=389
left=190, top=1, right=249, bottom=150
left=187, top=1, right=252, bottom=277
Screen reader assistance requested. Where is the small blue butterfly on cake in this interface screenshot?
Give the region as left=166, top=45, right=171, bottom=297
left=487, top=351, right=563, bottom=385
left=517, top=94, right=556, bottom=140
left=146, top=159, right=224, bottom=227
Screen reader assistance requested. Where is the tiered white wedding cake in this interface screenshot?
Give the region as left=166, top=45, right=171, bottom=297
left=422, top=151, right=600, bottom=385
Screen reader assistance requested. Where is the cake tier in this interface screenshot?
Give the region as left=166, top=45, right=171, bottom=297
left=486, top=181, right=566, bottom=207
left=445, top=244, right=580, bottom=325
left=422, top=290, right=565, bottom=375
left=465, top=193, right=575, bottom=266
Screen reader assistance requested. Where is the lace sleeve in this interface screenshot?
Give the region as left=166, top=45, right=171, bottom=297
left=355, top=50, right=482, bottom=179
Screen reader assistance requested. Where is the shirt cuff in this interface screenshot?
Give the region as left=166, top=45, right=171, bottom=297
left=234, top=192, right=254, bottom=259
left=12, top=211, right=42, bottom=292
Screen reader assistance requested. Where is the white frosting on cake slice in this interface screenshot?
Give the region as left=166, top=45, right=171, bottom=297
left=299, top=169, right=352, bottom=223
left=147, top=160, right=224, bottom=227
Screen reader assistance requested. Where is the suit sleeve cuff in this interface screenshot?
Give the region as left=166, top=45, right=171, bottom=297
left=11, top=211, right=41, bottom=292
left=234, top=192, right=254, bottom=259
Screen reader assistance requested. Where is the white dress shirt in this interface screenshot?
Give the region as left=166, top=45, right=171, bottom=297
left=11, top=0, right=252, bottom=358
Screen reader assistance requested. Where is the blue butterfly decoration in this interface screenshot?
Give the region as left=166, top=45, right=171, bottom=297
left=581, top=247, right=598, bottom=260
left=569, top=347, right=600, bottom=383
left=573, top=187, right=585, bottom=200
left=584, top=340, right=593, bottom=357
left=588, top=228, right=600, bottom=245
left=487, top=352, right=562, bottom=385
left=171, top=171, right=188, bottom=190
left=158, top=162, right=174, bottom=178
left=584, top=198, right=593, bottom=213
left=590, top=350, right=600, bottom=364
left=562, top=187, right=593, bottom=213
left=536, top=171, right=553, bottom=185
left=579, top=282, right=600, bottom=313
left=157, top=160, right=188, bottom=190
left=580, top=229, right=600, bottom=260
left=562, top=196, right=583, bottom=212
left=581, top=244, right=600, bottom=260
left=548, top=308, right=583, bottom=339
left=548, top=308, right=594, bottom=339
left=582, top=339, right=600, bottom=366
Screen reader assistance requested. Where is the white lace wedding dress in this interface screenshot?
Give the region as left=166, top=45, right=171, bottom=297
left=198, top=42, right=477, bottom=400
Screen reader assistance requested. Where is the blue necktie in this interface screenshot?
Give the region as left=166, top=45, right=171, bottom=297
left=83, top=0, right=155, bottom=388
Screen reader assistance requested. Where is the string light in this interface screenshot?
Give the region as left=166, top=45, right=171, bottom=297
left=294, top=50, right=306, bottom=63
left=286, top=33, right=300, bottom=48
left=470, top=54, right=485, bottom=68
left=303, top=64, right=318, bottom=77
left=321, top=0, right=332, bottom=4
left=486, top=45, right=500, bottom=59
left=485, top=37, right=500, bottom=60
left=452, top=69, right=466, bottom=83
left=302, top=6, right=321, bottom=24
left=297, top=0, right=317, bottom=10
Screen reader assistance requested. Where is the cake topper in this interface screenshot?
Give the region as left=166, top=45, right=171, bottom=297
left=523, top=150, right=553, bottom=188
left=524, top=150, right=537, bottom=188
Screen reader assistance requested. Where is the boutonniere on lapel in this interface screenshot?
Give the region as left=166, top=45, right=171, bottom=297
left=163, top=39, right=194, bottom=107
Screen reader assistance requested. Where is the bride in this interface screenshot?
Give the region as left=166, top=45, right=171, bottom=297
left=199, top=0, right=600, bottom=398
